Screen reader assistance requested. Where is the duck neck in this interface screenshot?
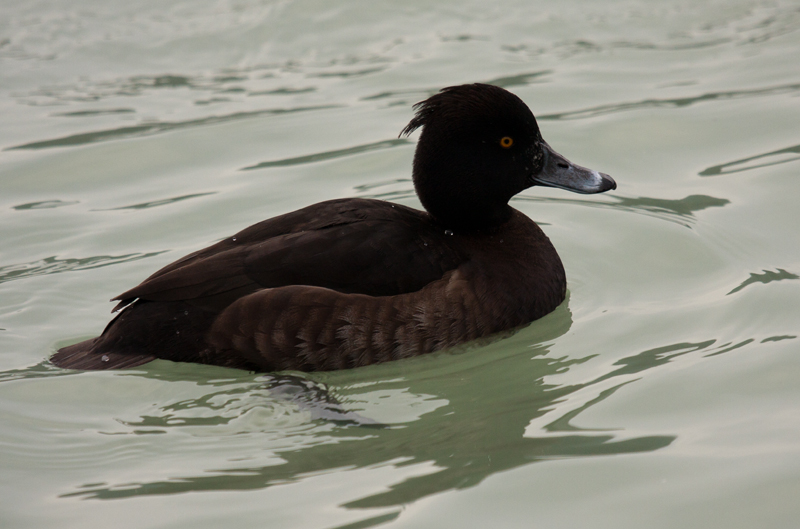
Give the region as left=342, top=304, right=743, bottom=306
left=420, top=194, right=514, bottom=232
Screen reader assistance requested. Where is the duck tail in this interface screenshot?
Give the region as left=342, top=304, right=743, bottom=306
left=51, top=337, right=156, bottom=370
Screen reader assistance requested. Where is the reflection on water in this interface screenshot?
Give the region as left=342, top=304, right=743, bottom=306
left=356, top=183, right=728, bottom=227
left=312, top=66, right=387, bottom=79
left=353, top=71, right=549, bottom=106
left=7, top=105, right=339, bottom=151
left=515, top=193, right=729, bottom=227
left=700, top=143, right=800, bottom=176
left=0, top=252, right=168, bottom=285
left=48, top=325, right=785, bottom=506
left=727, top=268, right=799, bottom=295
left=2, top=0, right=798, bottom=525
left=611, top=194, right=729, bottom=218
left=53, top=108, right=136, bottom=117
left=353, top=178, right=417, bottom=202
left=242, top=139, right=410, bottom=171
left=484, top=71, right=552, bottom=88
left=537, top=83, right=800, bottom=121
left=55, top=304, right=674, bottom=505
left=12, top=200, right=79, bottom=210
left=353, top=178, right=412, bottom=193
left=492, top=6, right=800, bottom=58
left=97, top=192, right=217, bottom=211
left=15, top=80, right=800, bottom=153
left=760, top=335, right=796, bottom=344
left=0, top=361, right=68, bottom=384
left=117, top=374, right=384, bottom=431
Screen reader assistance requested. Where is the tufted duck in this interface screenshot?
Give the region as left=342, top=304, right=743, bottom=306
left=52, top=83, right=616, bottom=372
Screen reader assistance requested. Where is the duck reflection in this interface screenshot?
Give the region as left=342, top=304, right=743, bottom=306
left=62, top=302, right=675, bottom=506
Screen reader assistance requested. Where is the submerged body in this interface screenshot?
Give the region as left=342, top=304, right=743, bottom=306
left=52, top=84, right=615, bottom=372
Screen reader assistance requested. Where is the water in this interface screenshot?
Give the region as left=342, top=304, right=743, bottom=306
left=2, top=0, right=799, bottom=527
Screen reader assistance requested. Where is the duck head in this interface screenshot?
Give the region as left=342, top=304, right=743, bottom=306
left=401, top=83, right=616, bottom=230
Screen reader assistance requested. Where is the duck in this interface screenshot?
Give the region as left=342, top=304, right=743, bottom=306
left=51, top=83, right=616, bottom=372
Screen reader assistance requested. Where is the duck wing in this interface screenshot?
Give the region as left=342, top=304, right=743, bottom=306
left=112, top=198, right=464, bottom=313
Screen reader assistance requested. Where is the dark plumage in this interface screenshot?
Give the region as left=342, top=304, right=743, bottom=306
left=52, top=83, right=616, bottom=372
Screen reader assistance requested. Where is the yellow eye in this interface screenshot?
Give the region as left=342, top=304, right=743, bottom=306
left=500, top=136, right=514, bottom=148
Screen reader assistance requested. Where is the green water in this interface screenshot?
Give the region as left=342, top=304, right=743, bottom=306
left=2, top=1, right=799, bottom=527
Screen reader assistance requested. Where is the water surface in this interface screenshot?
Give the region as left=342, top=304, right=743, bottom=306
left=1, top=1, right=799, bottom=528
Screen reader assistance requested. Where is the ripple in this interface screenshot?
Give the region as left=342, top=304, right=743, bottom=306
left=727, top=268, right=799, bottom=295
left=102, top=372, right=382, bottom=435
left=96, top=192, right=216, bottom=211
left=357, top=72, right=550, bottom=107
left=22, top=71, right=262, bottom=106
left=311, top=66, right=387, bottom=79
left=52, top=108, right=135, bottom=117
left=761, top=335, right=796, bottom=344
left=610, top=37, right=733, bottom=51
left=56, top=321, right=785, bottom=504
left=484, top=71, right=551, bottom=89
left=703, top=339, right=756, bottom=358
left=58, top=322, right=686, bottom=504
left=538, top=83, right=800, bottom=121
left=12, top=200, right=79, bottom=210
left=241, top=138, right=410, bottom=171
left=597, top=340, right=716, bottom=383
left=248, top=87, right=316, bottom=97
left=353, top=178, right=416, bottom=202
left=353, top=178, right=412, bottom=192
left=699, top=143, right=800, bottom=176
left=514, top=193, right=730, bottom=228
left=440, top=34, right=489, bottom=43
left=6, top=105, right=339, bottom=150
left=331, top=512, right=400, bottom=529
left=500, top=5, right=800, bottom=57
left=0, top=252, right=167, bottom=285
left=0, top=361, right=69, bottom=383
left=360, top=88, right=432, bottom=102
left=613, top=194, right=730, bottom=217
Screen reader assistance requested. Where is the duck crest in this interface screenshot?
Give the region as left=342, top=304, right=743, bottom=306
left=400, top=83, right=536, bottom=138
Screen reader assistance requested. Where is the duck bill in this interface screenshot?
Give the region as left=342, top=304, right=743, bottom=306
left=531, top=141, right=616, bottom=194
